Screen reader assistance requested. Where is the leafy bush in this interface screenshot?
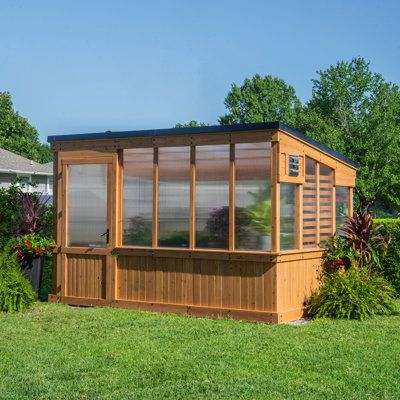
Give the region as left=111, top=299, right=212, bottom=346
left=374, top=218, right=400, bottom=294
left=306, top=267, right=396, bottom=320
left=14, top=233, right=55, bottom=262
left=0, top=182, right=54, bottom=250
left=0, top=248, right=36, bottom=313
left=323, top=236, right=354, bottom=270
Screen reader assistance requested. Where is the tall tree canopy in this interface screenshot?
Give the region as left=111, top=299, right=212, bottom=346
left=218, top=60, right=400, bottom=213
left=219, top=74, right=302, bottom=126
left=174, top=121, right=208, bottom=128
left=299, top=58, right=400, bottom=211
left=0, top=92, right=52, bottom=163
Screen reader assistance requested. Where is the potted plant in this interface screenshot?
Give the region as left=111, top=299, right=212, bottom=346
left=244, top=198, right=272, bottom=250
left=14, top=233, right=55, bottom=295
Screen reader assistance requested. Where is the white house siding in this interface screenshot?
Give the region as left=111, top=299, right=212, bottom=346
left=0, top=173, right=14, bottom=188
left=32, top=175, right=48, bottom=192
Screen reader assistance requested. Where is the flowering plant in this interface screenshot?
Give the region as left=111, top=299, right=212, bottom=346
left=14, top=233, right=56, bottom=262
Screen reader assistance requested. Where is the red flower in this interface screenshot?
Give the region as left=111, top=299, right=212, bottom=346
left=337, top=258, right=344, bottom=265
left=18, top=251, right=23, bottom=258
left=35, top=247, right=40, bottom=254
left=25, top=241, right=32, bottom=248
left=42, top=248, right=47, bottom=255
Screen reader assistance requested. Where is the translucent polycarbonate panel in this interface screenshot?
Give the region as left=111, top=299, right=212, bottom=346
left=303, top=158, right=317, bottom=247
left=319, top=163, right=334, bottom=243
left=195, top=145, right=230, bottom=249
left=336, top=186, right=349, bottom=231
left=235, top=142, right=272, bottom=251
left=158, top=147, right=190, bottom=248
left=123, top=148, right=153, bottom=246
left=68, top=164, right=108, bottom=247
left=280, top=183, right=297, bottom=250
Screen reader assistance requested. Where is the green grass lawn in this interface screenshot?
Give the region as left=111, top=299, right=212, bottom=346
left=1, top=303, right=400, bottom=399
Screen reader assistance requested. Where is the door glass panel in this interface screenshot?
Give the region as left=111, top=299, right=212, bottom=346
left=68, top=164, right=108, bottom=247
left=280, top=183, right=297, bottom=250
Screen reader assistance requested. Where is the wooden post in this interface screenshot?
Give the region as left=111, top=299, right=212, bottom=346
left=271, top=142, right=280, bottom=252
left=332, top=185, right=336, bottom=235
left=296, top=184, right=303, bottom=250
left=190, top=146, right=196, bottom=249
left=229, top=144, right=235, bottom=251
left=152, top=148, right=159, bottom=248
left=316, top=162, right=320, bottom=245
left=348, top=187, right=354, bottom=216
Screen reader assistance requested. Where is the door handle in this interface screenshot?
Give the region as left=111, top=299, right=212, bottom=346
left=100, top=229, right=109, bottom=244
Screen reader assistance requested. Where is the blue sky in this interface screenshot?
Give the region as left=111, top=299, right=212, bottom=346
left=0, top=0, right=399, bottom=142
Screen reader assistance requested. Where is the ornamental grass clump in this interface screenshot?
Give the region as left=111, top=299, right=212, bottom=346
left=306, top=267, right=396, bottom=320
left=307, top=212, right=396, bottom=320
left=0, top=247, right=36, bottom=313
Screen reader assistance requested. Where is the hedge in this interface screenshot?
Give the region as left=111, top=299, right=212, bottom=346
left=375, top=218, right=400, bottom=294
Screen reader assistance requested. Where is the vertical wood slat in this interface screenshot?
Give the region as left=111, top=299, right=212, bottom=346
left=271, top=141, right=280, bottom=251
left=316, top=162, right=320, bottom=245
left=296, top=184, right=303, bottom=250
left=348, top=187, right=354, bottom=216
left=152, top=148, right=159, bottom=248
left=189, top=146, right=196, bottom=249
left=229, top=144, right=235, bottom=251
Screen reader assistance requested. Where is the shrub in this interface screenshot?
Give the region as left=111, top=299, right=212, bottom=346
left=374, top=218, right=400, bottom=294
left=306, top=267, right=396, bottom=320
left=340, top=211, right=390, bottom=268
left=0, top=248, right=36, bottom=313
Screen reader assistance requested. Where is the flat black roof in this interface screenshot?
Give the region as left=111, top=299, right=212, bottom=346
left=48, top=121, right=357, bottom=168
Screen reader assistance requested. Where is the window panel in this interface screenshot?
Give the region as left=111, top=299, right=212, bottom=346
left=303, top=158, right=317, bottom=247
left=195, top=145, right=230, bottom=249
left=123, top=148, right=153, bottom=246
left=235, top=142, right=272, bottom=251
left=280, top=183, right=297, bottom=250
left=68, top=164, right=108, bottom=247
left=158, top=146, right=190, bottom=248
left=336, top=186, right=349, bottom=231
left=319, top=163, right=334, bottom=243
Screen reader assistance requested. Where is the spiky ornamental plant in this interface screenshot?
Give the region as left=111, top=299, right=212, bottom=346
left=17, top=192, right=49, bottom=235
left=339, top=211, right=390, bottom=268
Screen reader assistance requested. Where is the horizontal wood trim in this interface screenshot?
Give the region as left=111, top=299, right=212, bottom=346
left=57, top=247, right=109, bottom=255
left=52, top=130, right=276, bottom=152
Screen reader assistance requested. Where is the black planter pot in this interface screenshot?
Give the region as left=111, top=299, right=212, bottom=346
left=20, top=256, right=44, bottom=296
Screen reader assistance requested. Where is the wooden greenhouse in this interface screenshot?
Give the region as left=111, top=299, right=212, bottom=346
left=48, top=122, right=357, bottom=323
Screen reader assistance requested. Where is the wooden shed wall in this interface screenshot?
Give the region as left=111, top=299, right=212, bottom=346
left=49, top=127, right=356, bottom=323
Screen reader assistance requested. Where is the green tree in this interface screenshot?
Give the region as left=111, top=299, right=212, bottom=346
left=219, top=74, right=302, bottom=126
left=175, top=120, right=208, bottom=128
left=299, top=58, right=400, bottom=212
left=0, top=92, right=52, bottom=163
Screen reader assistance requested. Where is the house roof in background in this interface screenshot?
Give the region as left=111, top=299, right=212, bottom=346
left=0, top=148, right=53, bottom=175
left=47, top=121, right=357, bottom=168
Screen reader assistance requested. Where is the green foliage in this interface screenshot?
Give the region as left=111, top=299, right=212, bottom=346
left=174, top=121, right=208, bottom=128
left=307, top=267, right=396, bottom=320
left=323, top=236, right=354, bottom=270
left=340, top=211, right=390, bottom=268
left=0, top=182, right=54, bottom=250
left=0, top=92, right=52, bottom=163
left=244, top=198, right=272, bottom=235
left=298, top=58, right=400, bottom=211
left=14, top=233, right=56, bottom=262
left=219, top=74, right=302, bottom=126
left=374, top=218, right=400, bottom=294
left=0, top=248, right=36, bottom=313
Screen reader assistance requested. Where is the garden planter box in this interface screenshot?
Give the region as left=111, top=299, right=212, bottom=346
left=20, top=256, right=44, bottom=296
